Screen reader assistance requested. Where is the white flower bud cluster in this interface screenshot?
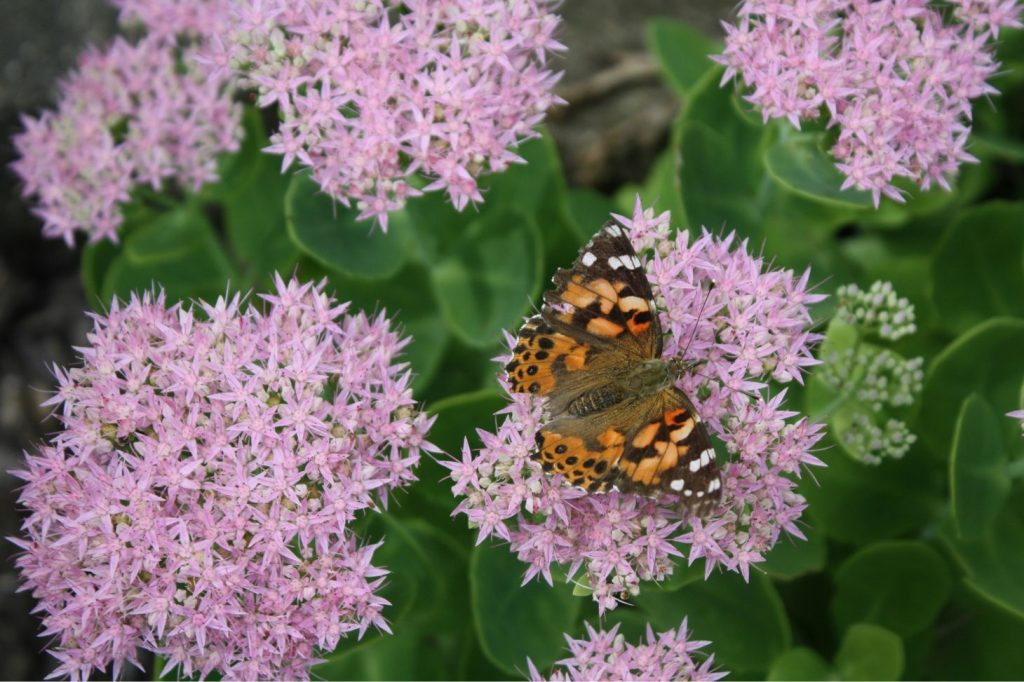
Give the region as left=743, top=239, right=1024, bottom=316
left=842, top=413, right=917, bottom=464
left=836, top=281, right=916, bottom=341
left=857, top=349, right=924, bottom=411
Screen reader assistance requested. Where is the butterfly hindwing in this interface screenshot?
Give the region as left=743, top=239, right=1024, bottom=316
left=610, top=388, right=721, bottom=510
left=533, top=417, right=626, bottom=491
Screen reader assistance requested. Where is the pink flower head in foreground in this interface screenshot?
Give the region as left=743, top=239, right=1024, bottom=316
left=446, top=198, right=826, bottom=612
left=213, top=0, right=565, bottom=229
left=10, top=275, right=436, bottom=681
left=527, top=619, right=727, bottom=681
left=716, top=0, right=1023, bottom=206
left=10, top=34, right=240, bottom=245
left=110, top=0, right=233, bottom=40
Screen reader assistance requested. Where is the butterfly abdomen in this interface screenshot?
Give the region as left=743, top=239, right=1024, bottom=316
left=567, top=386, right=627, bottom=417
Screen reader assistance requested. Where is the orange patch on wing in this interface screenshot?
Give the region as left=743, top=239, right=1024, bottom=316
left=598, top=428, right=626, bottom=462
left=561, top=281, right=601, bottom=311
left=665, top=408, right=690, bottom=425
left=669, top=418, right=695, bottom=443
left=634, top=456, right=661, bottom=485
left=586, top=317, right=625, bottom=337
left=632, top=423, right=660, bottom=448
left=587, top=277, right=619, bottom=303
left=506, top=320, right=590, bottom=394
left=564, top=346, right=588, bottom=371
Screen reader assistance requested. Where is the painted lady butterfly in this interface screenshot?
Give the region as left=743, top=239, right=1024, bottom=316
left=505, top=221, right=721, bottom=516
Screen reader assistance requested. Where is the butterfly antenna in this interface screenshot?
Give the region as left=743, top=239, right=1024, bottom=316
left=680, top=282, right=715, bottom=365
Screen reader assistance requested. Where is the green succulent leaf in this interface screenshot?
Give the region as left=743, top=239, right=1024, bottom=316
left=103, top=205, right=236, bottom=304
left=832, top=541, right=952, bottom=637
left=834, top=623, right=904, bottom=681
left=646, top=18, right=719, bottom=97
left=633, top=572, right=791, bottom=675
left=315, top=517, right=469, bottom=680
left=943, top=502, right=1024, bottom=620
left=285, top=173, right=413, bottom=280
left=931, top=202, right=1024, bottom=335
left=919, top=318, right=1024, bottom=459
left=760, top=514, right=827, bottom=580
left=950, top=394, right=1011, bottom=540
left=767, top=647, right=832, bottom=681
left=764, top=132, right=874, bottom=208
left=430, top=208, right=542, bottom=349
left=470, top=543, right=580, bottom=675
left=220, top=109, right=298, bottom=284
left=799, top=438, right=939, bottom=544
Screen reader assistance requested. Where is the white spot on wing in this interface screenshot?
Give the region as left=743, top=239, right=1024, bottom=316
left=608, top=256, right=624, bottom=270
left=689, top=458, right=701, bottom=473
left=581, top=251, right=597, bottom=267
left=605, top=224, right=623, bottom=236
left=670, top=479, right=685, bottom=491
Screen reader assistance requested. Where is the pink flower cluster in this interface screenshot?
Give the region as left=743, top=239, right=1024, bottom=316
left=10, top=276, right=435, bottom=681
left=446, top=199, right=826, bottom=612
left=717, top=0, right=1023, bottom=206
left=10, top=32, right=240, bottom=245
left=528, top=620, right=726, bottom=682
left=110, top=0, right=232, bottom=40
left=210, top=0, right=564, bottom=229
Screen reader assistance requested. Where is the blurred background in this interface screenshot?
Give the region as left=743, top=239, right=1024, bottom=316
left=0, top=2, right=734, bottom=678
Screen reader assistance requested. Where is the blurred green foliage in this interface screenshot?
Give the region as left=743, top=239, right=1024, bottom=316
left=80, top=19, right=1024, bottom=682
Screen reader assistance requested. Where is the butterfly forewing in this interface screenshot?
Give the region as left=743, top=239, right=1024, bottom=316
left=542, top=221, right=662, bottom=358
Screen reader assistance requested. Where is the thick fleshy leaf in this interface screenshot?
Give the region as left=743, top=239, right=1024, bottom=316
left=832, top=541, right=952, bottom=637
left=919, top=318, right=1024, bottom=459
left=950, top=394, right=1011, bottom=540
left=926, top=589, right=1024, bottom=679
left=677, top=75, right=766, bottom=236
left=799, top=438, right=939, bottom=544
left=943, top=502, right=1024, bottom=619
left=285, top=174, right=413, bottom=280
left=418, top=389, right=507, bottom=509
left=318, top=264, right=449, bottom=393
left=634, top=572, right=791, bottom=675
left=764, top=132, right=874, bottom=208
left=931, top=202, right=1024, bottom=335
left=567, top=187, right=618, bottom=241
left=430, top=209, right=542, bottom=348
left=760, top=514, right=827, bottom=580
left=427, top=389, right=507, bottom=458
left=767, top=647, right=832, bottom=681
left=675, top=72, right=859, bottom=273
left=81, top=238, right=121, bottom=309
left=834, top=624, right=904, bottom=681
left=103, top=206, right=236, bottom=304
left=646, top=18, right=719, bottom=96
left=221, top=109, right=298, bottom=284
left=470, top=543, right=580, bottom=675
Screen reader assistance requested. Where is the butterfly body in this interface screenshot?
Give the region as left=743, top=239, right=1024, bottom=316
left=505, top=221, right=722, bottom=515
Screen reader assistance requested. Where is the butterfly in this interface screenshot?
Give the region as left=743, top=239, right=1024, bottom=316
left=505, top=221, right=721, bottom=516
